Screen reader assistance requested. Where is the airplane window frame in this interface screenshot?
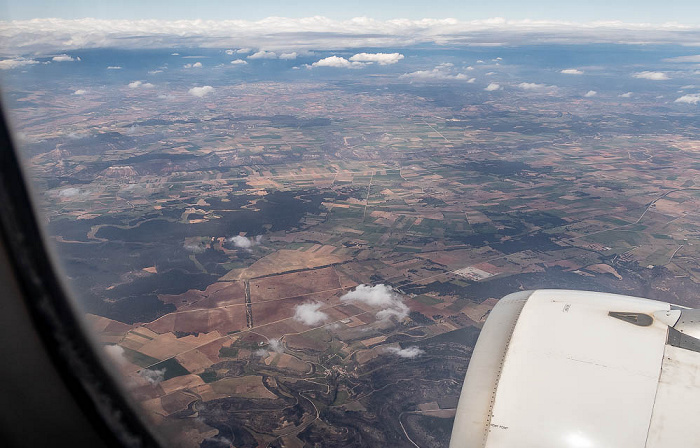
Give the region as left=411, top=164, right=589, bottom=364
left=0, top=104, right=162, bottom=448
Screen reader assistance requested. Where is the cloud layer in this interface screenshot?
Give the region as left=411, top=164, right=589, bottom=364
left=2, top=18, right=700, bottom=55
left=400, top=63, right=472, bottom=81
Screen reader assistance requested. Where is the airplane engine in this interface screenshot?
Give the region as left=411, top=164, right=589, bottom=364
left=450, top=289, right=700, bottom=448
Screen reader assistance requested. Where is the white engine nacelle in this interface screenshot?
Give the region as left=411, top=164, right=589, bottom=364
left=450, top=290, right=700, bottom=448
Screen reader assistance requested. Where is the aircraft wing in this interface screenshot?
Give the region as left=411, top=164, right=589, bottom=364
left=450, top=289, right=700, bottom=448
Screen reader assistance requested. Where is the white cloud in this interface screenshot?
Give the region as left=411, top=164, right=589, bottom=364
left=680, top=85, right=696, bottom=90
left=128, top=80, right=154, bottom=88
left=279, top=52, right=298, bottom=60
left=561, top=68, right=584, bottom=75
left=248, top=50, right=277, bottom=59
left=58, top=187, right=81, bottom=197
left=518, top=82, right=548, bottom=90
left=675, top=94, right=700, bottom=104
left=619, top=92, right=633, bottom=98
left=340, top=284, right=409, bottom=322
left=485, top=83, right=501, bottom=91
left=236, top=48, right=252, bottom=54
left=188, top=85, right=214, bottom=97
left=228, top=234, right=261, bottom=249
left=52, top=54, right=77, bottom=62
left=311, top=55, right=364, bottom=68
left=584, top=90, right=597, bottom=97
left=400, top=63, right=471, bottom=81
left=665, top=55, right=700, bottom=63
left=253, top=348, right=268, bottom=357
left=230, top=59, right=248, bottom=65
left=139, top=368, right=166, bottom=385
left=0, top=58, right=39, bottom=70
left=104, top=345, right=128, bottom=367
left=73, top=89, right=87, bottom=95
left=268, top=338, right=284, bottom=353
left=225, top=49, right=235, bottom=55
left=184, top=61, right=202, bottom=68
left=171, top=52, right=179, bottom=55
left=633, top=71, right=669, bottom=80
left=293, top=302, right=330, bottom=326
left=384, top=346, right=425, bottom=359
left=3, top=18, right=700, bottom=55
left=349, top=52, right=404, bottom=65
left=107, top=65, right=121, bottom=69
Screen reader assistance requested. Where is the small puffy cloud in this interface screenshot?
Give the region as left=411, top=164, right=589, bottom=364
left=467, top=77, right=476, bottom=83
left=225, top=49, right=235, bottom=55
left=485, top=83, right=501, bottom=91
left=293, top=302, right=329, bottom=326
left=268, top=338, right=284, bottom=353
left=255, top=339, right=283, bottom=356
left=128, top=80, right=154, bottom=89
left=561, top=68, right=584, bottom=75
left=104, top=345, right=128, bottom=367
left=518, top=82, right=547, bottom=90
left=384, top=346, right=425, bottom=359
left=58, top=187, right=81, bottom=197
left=349, top=52, right=404, bottom=65
left=680, top=85, right=696, bottom=90
left=139, top=368, right=166, bottom=385
left=228, top=234, right=261, bottom=249
left=253, top=348, right=269, bottom=357
left=248, top=50, right=277, bottom=59
left=107, top=65, right=121, bottom=69
left=236, top=48, right=252, bottom=54
left=340, top=284, right=409, bottom=322
left=279, top=52, right=298, bottom=60
left=171, top=52, right=179, bottom=56
left=184, top=61, right=202, bottom=68
left=584, top=90, right=597, bottom=97
left=675, top=94, right=700, bottom=104
left=230, top=59, right=248, bottom=65
left=0, top=58, right=39, bottom=70
left=73, top=89, right=87, bottom=95
left=148, top=69, right=163, bottom=74
left=311, top=56, right=362, bottom=68
left=619, top=92, right=633, bottom=98
left=188, top=85, right=214, bottom=97
left=633, top=71, right=669, bottom=80
left=52, top=54, right=78, bottom=62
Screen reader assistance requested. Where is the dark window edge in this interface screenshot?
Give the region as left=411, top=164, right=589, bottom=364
left=0, top=104, right=162, bottom=448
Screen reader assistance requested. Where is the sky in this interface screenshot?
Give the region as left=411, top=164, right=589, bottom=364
left=1, top=0, right=700, bottom=24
